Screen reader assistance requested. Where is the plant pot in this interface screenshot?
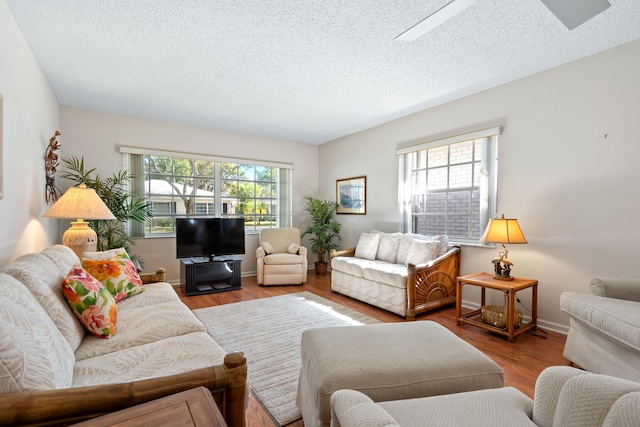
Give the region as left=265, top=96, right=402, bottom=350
left=315, top=261, right=328, bottom=276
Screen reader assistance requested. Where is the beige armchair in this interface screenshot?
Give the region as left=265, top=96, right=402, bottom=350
left=256, top=227, right=307, bottom=285
left=331, top=366, right=640, bottom=427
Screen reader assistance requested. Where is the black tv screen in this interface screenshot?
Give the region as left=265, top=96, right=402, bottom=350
left=175, top=217, right=245, bottom=259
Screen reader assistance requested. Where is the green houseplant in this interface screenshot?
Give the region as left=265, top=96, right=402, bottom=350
left=61, top=156, right=153, bottom=264
left=301, top=196, right=341, bottom=275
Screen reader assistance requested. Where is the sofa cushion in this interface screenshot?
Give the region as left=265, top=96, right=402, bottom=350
left=0, top=273, right=74, bottom=393
left=405, top=240, right=440, bottom=266
left=397, top=234, right=449, bottom=265
left=1, top=253, right=85, bottom=351
left=116, top=282, right=181, bottom=310
left=81, top=257, right=145, bottom=302
left=561, top=292, right=640, bottom=351
left=261, top=241, right=275, bottom=254
left=375, top=232, right=402, bottom=263
left=362, top=263, right=408, bottom=289
left=263, top=253, right=303, bottom=265
left=75, top=300, right=206, bottom=360
left=355, top=232, right=380, bottom=260
left=40, top=244, right=82, bottom=276
left=288, top=243, right=301, bottom=254
left=72, top=331, right=226, bottom=387
left=62, top=267, right=118, bottom=339
left=377, top=387, right=534, bottom=427
left=332, top=256, right=380, bottom=278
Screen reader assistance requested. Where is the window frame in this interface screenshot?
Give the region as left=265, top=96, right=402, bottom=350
left=397, top=127, right=500, bottom=244
left=121, top=147, right=293, bottom=237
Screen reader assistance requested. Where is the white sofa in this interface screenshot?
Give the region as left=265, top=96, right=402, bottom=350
left=0, top=245, right=247, bottom=427
left=330, top=231, right=460, bottom=319
left=561, top=277, right=640, bottom=382
left=331, top=366, right=640, bottom=427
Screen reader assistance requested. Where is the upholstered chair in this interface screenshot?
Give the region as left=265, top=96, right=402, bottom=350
left=256, top=228, right=307, bottom=285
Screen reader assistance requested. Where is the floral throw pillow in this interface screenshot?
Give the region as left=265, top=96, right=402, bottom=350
left=62, top=267, right=117, bottom=338
left=82, top=257, right=144, bottom=302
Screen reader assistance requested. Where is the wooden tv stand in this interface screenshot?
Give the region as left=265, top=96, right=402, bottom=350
left=180, top=256, right=242, bottom=296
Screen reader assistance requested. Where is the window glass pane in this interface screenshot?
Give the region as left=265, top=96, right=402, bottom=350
left=427, top=193, right=446, bottom=213
left=447, top=215, right=470, bottom=237
left=412, top=170, right=427, bottom=194
left=449, top=164, right=472, bottom=188
left=450, top=141, right=473, bottom=164
left=413, top=215, right=446, bottom=235
left=239, top=164, right=255, bottom=181
left=427, top=167, right=447, bottom=191
left=428, top=146, right=448, bottom=167
left=447, top=191, right=470, bottom=214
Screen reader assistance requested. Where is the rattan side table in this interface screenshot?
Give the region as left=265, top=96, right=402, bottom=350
left=456, top=272, right=537, bottom=342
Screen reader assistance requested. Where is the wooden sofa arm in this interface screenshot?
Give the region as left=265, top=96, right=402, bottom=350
left=331, top=247, right=356, bottom=258
left=407, top=246, right=461, bottom=320
left=0, top=351, right=247, bottom=427
left=139, top=267, right=167, bottom=284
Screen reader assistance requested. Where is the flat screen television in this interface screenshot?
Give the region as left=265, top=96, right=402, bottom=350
left=175, top=217, right=245, bottom=260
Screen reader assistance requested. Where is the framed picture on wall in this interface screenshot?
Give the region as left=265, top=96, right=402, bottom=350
left=336, top=176, right=366, bottom=215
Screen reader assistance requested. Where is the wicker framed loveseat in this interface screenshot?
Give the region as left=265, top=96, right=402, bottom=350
left=0, top=244, right=248, bottom=427
left=0, top=353, right=248, bottom=427
left=330, top=231, right=461, bottom=320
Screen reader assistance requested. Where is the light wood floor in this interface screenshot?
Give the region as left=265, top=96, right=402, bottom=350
left=178, top=273, right=570, bottom=427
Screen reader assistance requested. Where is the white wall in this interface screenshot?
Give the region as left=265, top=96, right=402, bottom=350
left=0, top=1, right=60, bottom=266
left=320, top=39, right=640, bottom=332
left=59, top=107, right=319, bottom=282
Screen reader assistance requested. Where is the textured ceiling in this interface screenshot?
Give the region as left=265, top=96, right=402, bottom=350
left=6, top=0, right=640, bottom=145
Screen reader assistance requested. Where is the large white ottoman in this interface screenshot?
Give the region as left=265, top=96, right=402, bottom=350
left=296, top=321, right=504, bottom=427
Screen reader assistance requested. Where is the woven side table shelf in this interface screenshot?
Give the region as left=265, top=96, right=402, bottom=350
left=481, top=305, right=523, bottom=329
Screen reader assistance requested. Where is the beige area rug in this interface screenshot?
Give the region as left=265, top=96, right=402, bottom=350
left=193, top=292, right=380, bottom=426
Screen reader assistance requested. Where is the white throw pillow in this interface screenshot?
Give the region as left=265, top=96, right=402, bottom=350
left=261, top=242, right=274, bottom=254
left=405, top=240, right=440, bottom=266
left=428, top=234, right=450, bottom=257
left=288, top=243, right=300, bottom=254
left=375, top=232, right=402, bottom=263
left=355, top=232, right=380, bottom=260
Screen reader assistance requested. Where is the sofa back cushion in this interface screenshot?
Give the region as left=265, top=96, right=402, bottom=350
left=405, top=240, right=440, bottom=266
left=40, top=244, right=82, bottom=277
left=374, top=232, right=402, bottom=263
left=397, top=234, right=449, bottom=265
left=0, top=273, right=74, bottom=393
left=1, top=252, right=86, bottom=351
left=355, top=232, right=380, bottom=260
left=260, top=227, right=301, bottom=254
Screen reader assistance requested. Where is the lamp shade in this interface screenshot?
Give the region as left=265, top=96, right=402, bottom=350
left=480, top=214, right=527, bottom=244
left=43, top=183, right=115, bottom=220
left=43, top=183, right=115, bottom=257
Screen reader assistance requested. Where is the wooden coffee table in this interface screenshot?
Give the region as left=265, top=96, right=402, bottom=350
left=456, top=272, right=538, bottom=342
left=72, top=386, right=227, bottom=426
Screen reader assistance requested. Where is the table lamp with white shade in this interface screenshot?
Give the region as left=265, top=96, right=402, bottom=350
left=480, top=214, right=528, bottom=280
left=43, top=183, right=116, bottom=257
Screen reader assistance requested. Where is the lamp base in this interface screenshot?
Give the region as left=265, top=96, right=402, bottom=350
left=62, top=220, right=97, bottom=258
left=492, top=260, right=514, bottom=281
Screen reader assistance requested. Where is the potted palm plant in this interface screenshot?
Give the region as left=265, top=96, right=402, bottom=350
left=302, top=196, right=341, bottom=275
